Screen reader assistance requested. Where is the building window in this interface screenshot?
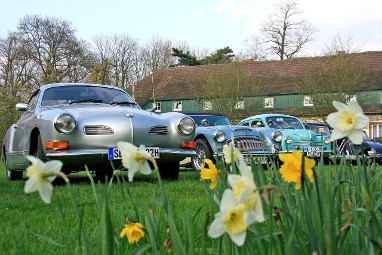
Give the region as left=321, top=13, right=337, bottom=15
left=203, top=101, right=212, bottom=111
left=346, top=94, right=357, bottom=103
left=153, top=102, right=161, bottom=112
left=173, top=101, right=182, bottom=111
left=371, top=124, right=382, bottom=139
left=264, top=97, right=274, bottom=108
left=303, top=96, right=314, bottom=106
left=235, top=101, right=244, bottom=109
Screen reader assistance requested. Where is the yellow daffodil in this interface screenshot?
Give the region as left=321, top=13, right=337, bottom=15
left=200, top=159, right=219, bottom=189
left=24, top=155, right=64, bottom=204
left=117, top=141, right=156, bottom=182
left=326, top=100, right=369, bottom=144
left=223, top=143, right=244, bottom=165
left=279, top=151, right=315, bottom=190
left=208, top=189, right=251, bottom=246
left=227, top=160, right=265, bottom=223
left=120, top=220, right=145, bottom=244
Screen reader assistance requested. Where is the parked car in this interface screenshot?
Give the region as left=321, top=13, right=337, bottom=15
left=2, top=83, right=196, bottom=181
left=239, top=114, right=332, bottom=160
left=183, top=113, right=272, bottom=171
left=304, top=121, right=382, bottom=163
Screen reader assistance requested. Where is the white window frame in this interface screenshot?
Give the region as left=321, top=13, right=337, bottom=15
left=303, top=95, right=314, bottom=106
left=153, top=102, right=161, bottom=112
left=346, top=94, right=357, bottom=103
left=371, top=124, right=382, bottom=139
left=264, top=97, right=274, bottom=108
left=235, top=100, right=244, bottom=109
left=203, top=101, right=212, bottom=111
left=173, top=101, right=182, bottom=111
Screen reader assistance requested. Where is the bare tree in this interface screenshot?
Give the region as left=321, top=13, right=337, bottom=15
left=92, top=34, right=140, bottom=90
left=241, top=35, right=267, bottom=61
left=297, top=53, right=375, bottom=114
left=17, top=15, right=91, bottom=85
left=199, top=63, right=264, bottom=121
left=260, top=0, right=317, bottom=60
left=322, top=33, right=363, bottom=56
left=141, top=35, right=175, bottom=74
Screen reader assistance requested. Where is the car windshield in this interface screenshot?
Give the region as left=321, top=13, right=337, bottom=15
left=266, top=116, right=303, bottom=129
left=41, top=85, right=137, bottom=107
left=305, top=124, right=331, bottom=135
left=190, top=115, right=231, bottom=126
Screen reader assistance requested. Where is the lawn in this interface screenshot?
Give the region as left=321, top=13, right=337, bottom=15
left=0, top=164, right=213, bottom=254
left=1, top=156, right=381, bottom=255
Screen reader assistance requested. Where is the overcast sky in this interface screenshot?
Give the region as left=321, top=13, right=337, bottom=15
left=0, top=0, right=381, bottom=57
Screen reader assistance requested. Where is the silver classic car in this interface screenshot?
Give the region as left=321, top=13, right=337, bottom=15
left=184, top=113, right=269, bottom=171
left=2, top=83, right=196, bottom=180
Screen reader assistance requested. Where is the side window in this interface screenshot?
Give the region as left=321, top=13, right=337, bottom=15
left=264, top=97, right=274, bottom=108
left=27, top=91, right=40, bottom=112
left=241, top=122, right=249, bottom=126
left=173, top=101, right=182, bottom=111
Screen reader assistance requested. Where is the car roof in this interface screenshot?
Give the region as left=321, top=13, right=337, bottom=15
left=241, top=113, right=299, bottom=121
left=304, top=122, right=329, bottom=126
left=182, top=112, right=227, bottom=117
left=39, top=83, right=124, bottom=92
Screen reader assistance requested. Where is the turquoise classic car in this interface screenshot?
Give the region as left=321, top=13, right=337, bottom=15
left=239, top=114, right=332, bottom=160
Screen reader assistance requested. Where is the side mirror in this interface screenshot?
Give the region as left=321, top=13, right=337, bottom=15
left=16, top=103, right=28, bottom=112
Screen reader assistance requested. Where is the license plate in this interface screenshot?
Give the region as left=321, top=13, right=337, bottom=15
left=108, top=147, right=160, bottom=160
left=305, top=147, right=321, bottom=157
left=244, top=155, right=267, bottom=164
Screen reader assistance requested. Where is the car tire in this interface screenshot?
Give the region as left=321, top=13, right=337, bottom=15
left=158, top=161, right=179, bottom=181
left=35, top=134, right=48, bottom=162
left=191, top=138, right=213, bottom=172
left=6, top=167, right=23, bottom=181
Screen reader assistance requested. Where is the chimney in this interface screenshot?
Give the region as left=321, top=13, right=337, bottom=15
left=337, top=50, right=346, bottom=55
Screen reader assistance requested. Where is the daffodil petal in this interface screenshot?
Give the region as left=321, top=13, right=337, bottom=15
left=353, top=114, right=369, bottom=129
left=208, top=213, right=225, bottom=238
left=38, top=181, right=53, bottom=203
left=330, top=128, right=347, bottom=141
left=229, top=232, right=246, bottom=246
left=44, top=160, right=64, bottom=174
left=347, top=129, right=365, bottom=145
left=24, top=178, right=39, bottom=193
left=332, top=101, right=347, bottom=111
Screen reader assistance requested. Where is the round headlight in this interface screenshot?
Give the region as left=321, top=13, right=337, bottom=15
left=55, top=114, right=76, bottom=134
left=214, top=130, right=226, bottom=143
left=324, top=137, right=331, bottom=144
left=272, top=131, right=283, bottom=142
left=178, top=117, right=195, bottom=135
left=285, top=136, right=293, bottom=144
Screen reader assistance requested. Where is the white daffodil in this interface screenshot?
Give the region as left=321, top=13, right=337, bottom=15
left=327, top=100, right=369, bottom=145
left=227, top=160, right=265, bottom=223
left=223, top=143, right=244, bottom=165
left=208, top=189, right=251, bottom=246
left=24, top=155, right=63, bottom=204
left=117, top=141, right=155, bottom=182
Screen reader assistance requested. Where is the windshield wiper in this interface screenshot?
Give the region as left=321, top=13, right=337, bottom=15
left=69, top=99, right=103, bottom=105
left=110, top=101, right=136, bottom=106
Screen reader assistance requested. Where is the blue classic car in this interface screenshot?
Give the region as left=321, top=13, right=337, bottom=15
left=304, top=122, right=382, bottom=163
left=184, top=113, right=270, bottom=171
left=239, top=114, right=332, bottom=159
left=2, top=83, right=196, bottom=181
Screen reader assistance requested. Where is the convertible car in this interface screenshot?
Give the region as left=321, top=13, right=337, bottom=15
left=184, top=113, right=272, bottom=171
left=239, top=114, right=332, bottom=160
left=2, top=83, right=196, bottom=180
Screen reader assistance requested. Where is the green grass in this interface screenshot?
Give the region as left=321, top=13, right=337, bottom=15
left=0, top=165, right=213, bottom=254
left=1, top=157, right=381, bottom=255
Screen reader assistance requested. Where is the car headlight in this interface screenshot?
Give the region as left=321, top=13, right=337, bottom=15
left=214, top=130, right=226, bottom=143
left=324, top=137, right=331, bottom=144
left=272, top=131, right=283, bottom=142
left=178, top=117, right=195, bottom=135
left=54, top=114, right=76, bottom=134
left=285, top=136, right=293, bottom=144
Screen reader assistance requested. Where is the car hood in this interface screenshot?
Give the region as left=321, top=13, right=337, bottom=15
left=279, top=129, right=315, bottom=141
left=365, top=140, right=382, bottom=153
left=196, top=125, right=259, bottom=136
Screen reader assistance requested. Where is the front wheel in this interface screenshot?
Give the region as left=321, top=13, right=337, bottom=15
left=191, top=138, right=213, bottom=171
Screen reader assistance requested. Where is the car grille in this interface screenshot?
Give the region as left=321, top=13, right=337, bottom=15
left=149, top=125, right=169, bottom=135
left=228, top=137, right=263, bottom=150
left=84, top=125, right=114, bottom=135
